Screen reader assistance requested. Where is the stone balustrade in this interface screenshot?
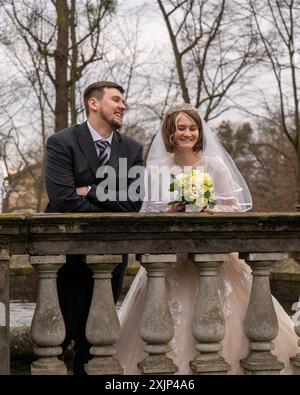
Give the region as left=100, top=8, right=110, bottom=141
left=189, top=253, right=230, bottom=375
left=30, top=255, right=66, bottom=375
left=84, top=254, right=124, bottom=375
left=289, top=252, right=300, bottom=374
left=136, top=254, right=178, bottom=374
left=0, top=248, right=10, bottom=375
left=0, top=212, right=300, bottom=375
left=239, top=253, right=287, bottom=375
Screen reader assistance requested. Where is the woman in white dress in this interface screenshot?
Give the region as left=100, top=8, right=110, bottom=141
left=116, top=103, right=299, bottom=374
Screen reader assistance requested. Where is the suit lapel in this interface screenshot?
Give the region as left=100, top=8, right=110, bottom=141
left=75, top=122, right=99, bottom=178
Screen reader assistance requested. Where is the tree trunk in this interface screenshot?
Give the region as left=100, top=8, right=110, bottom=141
left=69, top=0, right=78, bottom=126
left=157, top=0, right=190, bottom=103
left=55, top=0, right=69, bottom=132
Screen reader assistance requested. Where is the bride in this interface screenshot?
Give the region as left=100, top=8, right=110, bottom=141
left=116, top=103, right=299, bottom=374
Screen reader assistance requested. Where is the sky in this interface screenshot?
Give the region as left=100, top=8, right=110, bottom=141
left=119, top=0, right=170, bottom=48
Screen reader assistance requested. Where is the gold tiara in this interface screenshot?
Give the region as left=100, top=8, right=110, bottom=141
left=167, top=103, right=199, bottom=115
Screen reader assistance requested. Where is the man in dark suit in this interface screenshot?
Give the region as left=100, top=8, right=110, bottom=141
left=45, top=81, right=144, bottom=375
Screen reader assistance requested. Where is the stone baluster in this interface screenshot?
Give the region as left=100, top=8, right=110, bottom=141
left=240, top=253, right=285, bottom=375
left=136, top=254, right=178, bottom=374
left=0, top=249, right=10, bottom=375
left=30, top=255, right=67, bottom=375
left=85, top=255, right=123, bottom=375
left=289, top=252, right=300, bottom=374
left=189, top=253, right=231, bottom=374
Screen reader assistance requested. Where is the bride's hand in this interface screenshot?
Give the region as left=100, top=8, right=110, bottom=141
left=167, top=203, right=185, bottom=212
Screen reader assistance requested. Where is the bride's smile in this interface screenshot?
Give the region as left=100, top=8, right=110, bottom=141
left=174, top=113, right=199, bottom=151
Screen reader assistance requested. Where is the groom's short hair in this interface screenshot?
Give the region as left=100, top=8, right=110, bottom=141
left=84, top=81, right=125, bottom=115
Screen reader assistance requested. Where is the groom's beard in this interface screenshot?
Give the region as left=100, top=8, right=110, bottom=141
left=99, top=108, right=123, bottom=130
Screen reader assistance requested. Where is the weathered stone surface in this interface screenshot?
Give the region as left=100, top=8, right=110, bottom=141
left=10, top=255, right=31, bottom=269
left=190, top=356, right=230, bottom=375
left=0, top=249, right=9, bottom=375
left=31, top=356, right=67, bottom=375
left=138, top=355, right=177, bottom=375
left=240, top=256, right=284, bottom=375
left=85, top=357, right=123, bottom=375
left=241, top=351, right=284, bottom=375
left=290, top=356, right=300, bottom=375
left=24, top=212, right=300, bottom=255
left=1, top=213, right=300, bottom=375
left=189, top=257, right=230, bottom=374
left=85, top=258, right=123, bottom=375
left=137, top=256, right=178, bottom=375
left=1, top=211, right=299, bottom=257
left=0, top=215, right=27, bottom=255
left=30, top=257, right=67, bottom=375
left=290, top=293, right=300, bottom=374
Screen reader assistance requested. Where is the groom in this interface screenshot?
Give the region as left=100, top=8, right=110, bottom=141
left=45, top=81, right=144, bottom=375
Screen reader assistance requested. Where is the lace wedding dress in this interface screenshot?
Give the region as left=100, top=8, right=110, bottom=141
left=115, top=155, right=299, bottom=375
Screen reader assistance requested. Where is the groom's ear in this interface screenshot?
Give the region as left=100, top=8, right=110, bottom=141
left=88, top=97, right=100, bottom=112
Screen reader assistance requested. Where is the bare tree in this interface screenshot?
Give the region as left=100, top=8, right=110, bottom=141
left=0, top=0, right=117, bottom=211
left=94, top=13, right=178, bottom=143
left=156, top=0, right=259, bottom=120
left=1, top=0, right=116, bottom=130
left=0, top=122, right=47, bottom=212
left=0, top=3, right=158, bottom=211
left=55, top=0, right=69, bottom=130
left=217, top=118, right=298, bottom=211
left=248, top=0, right=300, bottom=207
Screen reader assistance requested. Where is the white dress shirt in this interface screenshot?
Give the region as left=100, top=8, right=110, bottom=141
left=86, top=121, right=114, bottom=192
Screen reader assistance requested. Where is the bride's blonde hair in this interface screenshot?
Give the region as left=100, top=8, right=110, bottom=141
left=162, top=108, right=203, bottom=153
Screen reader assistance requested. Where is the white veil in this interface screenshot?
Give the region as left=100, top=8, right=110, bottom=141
left=144, top=106, right=252, bottom=212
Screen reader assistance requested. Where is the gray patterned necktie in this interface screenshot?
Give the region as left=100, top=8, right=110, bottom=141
left=95, top=140, right=110, bottom=166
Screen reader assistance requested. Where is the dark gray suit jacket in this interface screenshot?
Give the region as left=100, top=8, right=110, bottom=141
left=45, top=121, right=144, bottom=213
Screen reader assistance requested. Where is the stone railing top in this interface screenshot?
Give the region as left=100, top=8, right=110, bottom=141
left=0, top=212, right=300, bottom=255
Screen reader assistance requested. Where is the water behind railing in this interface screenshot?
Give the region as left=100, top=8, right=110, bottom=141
left=10, top=300, right=123, bottom=328
left=10, top=301, right=35, bottom=327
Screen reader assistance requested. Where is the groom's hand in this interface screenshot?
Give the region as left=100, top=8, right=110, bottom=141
left=76, top=186, right=89, bottom=196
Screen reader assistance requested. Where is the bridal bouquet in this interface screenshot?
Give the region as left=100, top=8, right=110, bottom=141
left=169, top=169, right=216, bottom=211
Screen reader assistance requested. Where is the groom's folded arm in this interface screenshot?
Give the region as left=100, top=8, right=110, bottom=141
left=45, top=135, right=108, bottom=212
left=46, top=134, right=143, bottom=213
left=86, top=145, right=144, bottom=212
